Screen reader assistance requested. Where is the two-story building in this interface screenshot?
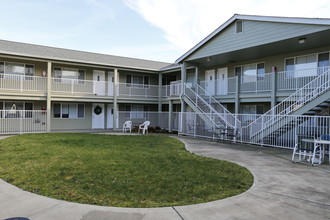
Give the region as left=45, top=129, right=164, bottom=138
left=1, top=14, right=330, bottom=149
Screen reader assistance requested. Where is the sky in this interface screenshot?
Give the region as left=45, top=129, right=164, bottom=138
left=0, top=0, right=330, bottom=63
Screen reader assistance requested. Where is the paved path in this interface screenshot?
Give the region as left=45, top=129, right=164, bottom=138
left=0, top=136, right=329, bottom=220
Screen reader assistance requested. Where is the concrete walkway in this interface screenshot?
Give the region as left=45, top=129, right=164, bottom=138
left=0, top=136, right=329, bottom=220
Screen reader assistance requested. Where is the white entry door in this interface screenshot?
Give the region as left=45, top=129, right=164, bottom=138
left=217, top=67, right=228, bottom=95
left=205, top=69, right=215, bottom=95
left=93, top=70, right=105, bottom=96
left=107, top=104, right=114, bottom=129
left=108, top=71, right=114, bottom=96
left=92, top=103, right=105, bottom=129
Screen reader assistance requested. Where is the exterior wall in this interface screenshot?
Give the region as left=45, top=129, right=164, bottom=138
left=188, top=20, right=330, bottom=61
left=50, top=102, right=93, bottom=130
left=200, top=46, right=330, bottom=79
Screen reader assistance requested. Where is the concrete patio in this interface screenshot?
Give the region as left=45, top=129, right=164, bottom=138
left=0, top=135, right=329, bottom=220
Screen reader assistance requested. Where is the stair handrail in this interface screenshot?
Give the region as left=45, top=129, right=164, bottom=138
left=248, top=66, right=330, bottom=137
left=183, top=83, right=240, bottom=131
left=183, top=84, right=222, bottom=128
left=195, top=83, right=241, bottom=129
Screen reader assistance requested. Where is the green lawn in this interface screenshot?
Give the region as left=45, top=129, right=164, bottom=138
left=0, top=133, right=253, bottom=207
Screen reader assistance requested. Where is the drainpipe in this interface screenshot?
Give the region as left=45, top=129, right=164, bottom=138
left=181, top=62, right=187, bottom=134
left=46, top=61, right=52, bottom=133
left=235, top=74, right=240, bottom=114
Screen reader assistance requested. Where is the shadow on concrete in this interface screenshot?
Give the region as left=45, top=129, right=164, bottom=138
left=5, top=217, right=30, bottom=220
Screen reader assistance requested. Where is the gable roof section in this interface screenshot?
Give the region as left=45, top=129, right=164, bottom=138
left=175, top=14, right=330, bottom=64
left=0, top=40, right=170, bottom=71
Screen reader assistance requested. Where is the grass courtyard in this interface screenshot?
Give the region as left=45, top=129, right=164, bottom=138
left=0, top=133, right=253, bottom=208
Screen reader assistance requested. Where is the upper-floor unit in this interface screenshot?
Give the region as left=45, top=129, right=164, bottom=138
left=176, top=14, right=330, bottom=114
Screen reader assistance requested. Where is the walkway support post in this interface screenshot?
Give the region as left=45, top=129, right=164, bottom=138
left=46, top=61, right=52, bottom=132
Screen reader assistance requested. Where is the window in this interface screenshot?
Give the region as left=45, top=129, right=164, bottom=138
left=125, top=74, right=150, bottom=88
left=0, top=62, right=4, bottom=75
left=0, top=62, right=34, bottom=79
left=53, top=67, right=85, bottom=83
left=236, top=20, right=243, bottom=34
left=53, top=103, right=84, bottom=119
left=2, top=101, right=33, bottom=118
left=125, top=105, right=149, bottom=119
left=285, top=52, right=330, bottom=78
left=237, top=63, right=265, bottom=83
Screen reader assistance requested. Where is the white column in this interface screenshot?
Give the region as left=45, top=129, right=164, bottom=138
left=168, top=100, right=173, bottom=132
left=46, top=61, right=52, bottom=132
left=113, top=68, right=118, bottom=130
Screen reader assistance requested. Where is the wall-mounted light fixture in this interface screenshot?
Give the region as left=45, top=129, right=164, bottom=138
left=298, top=37, right=307, bottom=44
left=206, top=57, right=212, bottom=62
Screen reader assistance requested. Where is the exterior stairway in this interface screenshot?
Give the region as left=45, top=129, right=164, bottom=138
left=247, top=66, right=330, bottom=143
left=182, top=83, right=240, bottom=137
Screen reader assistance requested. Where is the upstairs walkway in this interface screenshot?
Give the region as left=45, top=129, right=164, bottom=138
left=0, top=136, right=329, bottom=220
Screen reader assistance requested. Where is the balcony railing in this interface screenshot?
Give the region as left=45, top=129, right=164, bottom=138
left=0, top=74, right=47, bottom=92
left=117, top=83, right=159, bottom=98
left=0, top=110, right=47, bottom=134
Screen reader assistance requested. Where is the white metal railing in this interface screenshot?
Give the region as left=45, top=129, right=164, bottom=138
left=0, top=74, right=47, bottom=92
left=227, top=77, right=236, bottom=94
left=52, top=78, right=110, bottom=96
left=240, top=73, right=271, bottom=93
left=195, top=84, right=240, bottom=129
left=276, top=67, right=327, bottom=91
left=117, top=83, right=159, bottom=98
left=170, top=80, right=182, bottom=96
left=116, top=111, right=179, bottom=131
left=179, top=112, right=330, bottom=149
left=162, top=85, right=171, bottom=97
left=0, top=110, right=47, bottom=134
left=183, top=83, right=240, bottom=134
left=248, top=66, right=330, bottom=139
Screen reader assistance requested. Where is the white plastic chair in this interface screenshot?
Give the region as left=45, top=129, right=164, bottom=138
left=123, top=121, right=132, bottom=133
left=138, top=121, right=150, bottom=135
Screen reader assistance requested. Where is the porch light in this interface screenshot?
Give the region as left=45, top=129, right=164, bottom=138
left=207, top=57, right=212, bottom=62
left=298, top=37, right=307, bottom=44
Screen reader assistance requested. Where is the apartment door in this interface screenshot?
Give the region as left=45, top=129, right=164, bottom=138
left=93, top=70, right=105, bottom=96
left=108, top=71, right=114, bottom=96
left=107, top=104, right=114, bottom=129
left=205, top=70, right=215, bottom=95
left=217, top=67, right=228, bottom=95
left=92, top=103, right=105, bottom=129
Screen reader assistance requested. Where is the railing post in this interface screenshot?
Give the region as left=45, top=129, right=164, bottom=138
left=71, top=80, right=74, bottom=94
left=20, top=75, right=23, bottom=92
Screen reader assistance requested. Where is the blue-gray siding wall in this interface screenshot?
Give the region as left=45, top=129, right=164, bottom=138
left=187, top=20, right=330, bottom=61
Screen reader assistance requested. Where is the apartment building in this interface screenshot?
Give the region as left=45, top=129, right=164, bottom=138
left=1, top=14, right=330, bottom=149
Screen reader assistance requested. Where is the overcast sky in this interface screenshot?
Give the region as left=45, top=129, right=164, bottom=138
left=0, top=0, right=330, bottom=63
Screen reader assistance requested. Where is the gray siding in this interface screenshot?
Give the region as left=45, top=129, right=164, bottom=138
left=188, top=20, right=330, bottom=61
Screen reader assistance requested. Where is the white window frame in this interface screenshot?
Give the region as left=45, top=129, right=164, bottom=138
left=125, top=74, right=150, bottom=88
left=235, top=62, right=265, bottom=83
left=1, top=61, right=35, bottom=79
left=53, top=67, right=86, bottom=83
left=284, top=51, right=330, bottom=78
left=236, top=20, right=243, bottom=34
left=52, top=102, right=85, bottom=119
left=1, top=101, right=34, bottom=119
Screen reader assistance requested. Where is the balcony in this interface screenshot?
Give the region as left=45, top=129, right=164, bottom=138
left=0, top=74, right=47, bottom=93
left=200, top=66, right=330, bottom=96
left=117, top=83, right=159, bottom=98
left=51, top=78, right=112, bottom=96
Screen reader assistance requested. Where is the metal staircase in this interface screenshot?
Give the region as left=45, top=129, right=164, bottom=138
left=182, top=83, right=240, bottom=136
left=247, top=66, right=330, bottom=142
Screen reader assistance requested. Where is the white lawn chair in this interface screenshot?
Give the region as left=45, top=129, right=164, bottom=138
left=138, top=121, right=150, bottom=135
left=123, top=121, right=132, bottom=133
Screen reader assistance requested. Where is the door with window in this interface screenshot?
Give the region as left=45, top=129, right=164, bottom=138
left=92, top=103, right=105, bottom=129
left=107, top=104, right=114, bottom=129
left=108, top=71, right=114, bottom=96
left=205, top=70, right=215, bottom=95
left=93, top=70, right=105, bottom=95
left=217, top=68, right=228, bottom=95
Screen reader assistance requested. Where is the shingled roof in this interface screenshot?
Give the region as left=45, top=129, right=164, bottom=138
left=0, top=40, right=171, bottom=71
